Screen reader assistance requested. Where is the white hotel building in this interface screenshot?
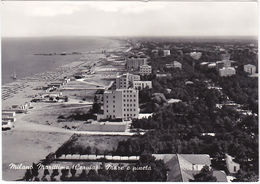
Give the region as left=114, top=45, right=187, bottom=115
left=139, top=64, right=152, bottom=75
left=133, top=81, right=152, bottom=90
left=116, top=73, right=140, bottom=89
left=126, top=56, right=147, bottom=71
left=101, top=89, right=139, bottom=120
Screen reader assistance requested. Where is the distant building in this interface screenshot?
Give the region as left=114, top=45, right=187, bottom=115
left=163, top=50, right=171, bottom=57
left=139, top=64, right=152, bottom=75
left=216, top=60, right=232, bottom=70
left=133, top=81, right=152, bottom=90
left=101, top=89, right=139, bottom=120
left=151, top=49, right=159, bottom=57
left=165, top=61, right=182, bottom=69
left=115, top=73, right=140, bottom=89
left=219, top=67, right=236, bottom=77
left=126, top=56, right=147, bottom=71
left=244, top=64, right=256, bottom=74
left=225, top=154, right=240, bottom=174
left=156, top=73, right=172, bottom=78
left=208, top=63, right=216, bottom=69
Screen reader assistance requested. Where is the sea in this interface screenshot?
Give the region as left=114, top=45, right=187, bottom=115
left=2, top=37, right=122, bottom=85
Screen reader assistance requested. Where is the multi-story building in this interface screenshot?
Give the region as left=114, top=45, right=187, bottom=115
left=115, top=73, right=140, bottom=89
left=102, top=89, right=139, bottom=120
left=244, top=64, right=256, bottom=74
left=133, top=81, right=152, bottom=90
left=163, top=50, right=171, bottom=57
left=219, top=67, right=236, bottom=77
left=139, top=64, right=152, bottom=75
left=126, top=56, right=147, bottom=71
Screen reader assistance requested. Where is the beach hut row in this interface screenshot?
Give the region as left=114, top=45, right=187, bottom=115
left=58, top=154, right=140, bottom=161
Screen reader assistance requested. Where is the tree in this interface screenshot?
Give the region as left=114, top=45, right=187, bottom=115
left=190, top=166, right=217, bottom=182
left=23, top=169, right=33, bottom=181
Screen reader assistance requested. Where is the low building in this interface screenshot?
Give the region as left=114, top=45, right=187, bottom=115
left=216, top=60, right=232, bottom=70
left=139, top=64, right=152, bottom=75
left=2, top=116, right=16, bottom=122
left=39, top=92, right=63, bottom=98
left=219, top=67, right=236, bottom=77
left=2, top=120, right=13, bottom=130
left=244, top=64, right=256, bottom=74
left=133, top=81, right=152, bottom=90
left=163, top=50, right=171, bottom=57
left=2, top=111, right=16, bottom=117
left=156, top=73, right=172, bottom=78
left=225, top=154, right=240, bottom=174
left=152, top=154, right=227, bottom=182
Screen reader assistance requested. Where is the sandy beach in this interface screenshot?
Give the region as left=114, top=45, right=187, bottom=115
left=2, top=44, right=128, bottom=180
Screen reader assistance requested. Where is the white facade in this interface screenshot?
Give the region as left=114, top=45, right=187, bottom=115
left=163, top=50, right=171, bottom=57
left=115, top=73, right=140, bottom=89
left=139, top=64, right=152, bottom=75
left=216, top=60, right=232, bottom=70
left=133, top=81, right=152, bottom=90
left=219, top=67, right=236, bottom=77
left=103, top=89, right=139, bottom=120
left=244, top=64, right=256, bottom=74
left=225, top=154, right=240, bottom=174
left=126, top=57, right=147, bottom=71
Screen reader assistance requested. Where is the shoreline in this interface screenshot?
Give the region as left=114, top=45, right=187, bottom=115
left=2, top=40, right=128, bottom=181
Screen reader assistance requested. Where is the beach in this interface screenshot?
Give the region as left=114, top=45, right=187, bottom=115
left=2, top=39, right=128, bottom=180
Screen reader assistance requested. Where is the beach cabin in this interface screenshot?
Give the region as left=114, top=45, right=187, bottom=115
left=65, top=154, right=72, bottom=159
left=2, top=116, right=16, bottom=122
left=2, top=120, right=13, bottom=130
left=59, top=154, right=66, bottom=159
left=105, top=155, right=113, bottom=160
left=88, top=155, right=97, bottom=160
left=2, top=111, right=16, bottom=117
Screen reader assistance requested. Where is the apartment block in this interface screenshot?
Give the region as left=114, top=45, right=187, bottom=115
left=139, top=64, right=152, bottom=75
left=102, top=89, right=139, bottom=120
left=126, top=56, right=147, bottom=71
left=115, top=73, right=140, bottom=89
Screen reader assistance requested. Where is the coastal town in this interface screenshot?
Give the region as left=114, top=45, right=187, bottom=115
left=2, top=37, right=258, bottom=182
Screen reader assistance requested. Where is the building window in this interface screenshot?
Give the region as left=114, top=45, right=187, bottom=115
left=113, top=105, right=115, bottom=108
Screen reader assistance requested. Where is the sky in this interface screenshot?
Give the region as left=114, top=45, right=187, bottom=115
left=1, top=1, right=258, bottom=37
